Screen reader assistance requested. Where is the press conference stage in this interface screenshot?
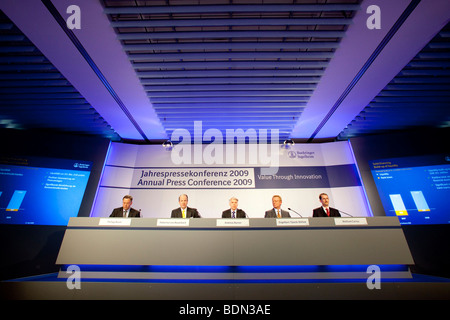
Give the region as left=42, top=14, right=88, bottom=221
left=1, top=216, right=449, bottom=300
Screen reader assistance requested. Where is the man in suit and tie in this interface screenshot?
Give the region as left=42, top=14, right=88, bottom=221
left=171, top=194, right=201, bottom=218
left=265, top=195, right=291, bottom=218
left=222, top=197, right=247, bottom=218
left=109, top=195, right=141, bottom=218
left=312, top=193, right=341, bottom=217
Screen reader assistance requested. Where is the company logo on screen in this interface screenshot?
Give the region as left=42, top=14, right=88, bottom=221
left=287, top=151, right=316, bottom=160
left=73, top=162, right=91, bottom=169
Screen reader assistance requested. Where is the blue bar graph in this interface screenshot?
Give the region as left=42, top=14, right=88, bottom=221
left=6, top=190, right=27, bottom=212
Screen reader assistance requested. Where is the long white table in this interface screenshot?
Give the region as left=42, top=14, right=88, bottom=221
left=56, top=217, right=414, bottom=267
left=4, top=217, right=445, bottom=300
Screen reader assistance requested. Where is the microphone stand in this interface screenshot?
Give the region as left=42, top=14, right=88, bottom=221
left=336, top=209, right=354, bottom=217
left=287, top=208, right=303, bottom=218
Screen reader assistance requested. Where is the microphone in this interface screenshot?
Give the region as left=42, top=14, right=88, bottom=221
left=287, top=208, right=303, bottom=218
left=336, top=209, right=354, bottom=217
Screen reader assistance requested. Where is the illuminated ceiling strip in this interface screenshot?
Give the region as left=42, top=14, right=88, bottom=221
left=40, top=0, right=149, bottom=142
left=307, top=0, right=422, bottom=142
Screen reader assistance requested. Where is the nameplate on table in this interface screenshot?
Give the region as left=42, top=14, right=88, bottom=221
left=99, top=218, right=132, bottom=226
left=157, top=219, right=190, bottom=227
left=334, top=217, right=367, bottom=226
left=216, top=219, right=249, bottom=227
left=276, top=218, right=310, bottom=226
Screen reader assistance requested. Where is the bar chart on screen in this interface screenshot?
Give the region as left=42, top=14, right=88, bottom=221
left=370, top=154, right=450, bottom=225
left=410, top=191, right=430, bottom=212
left=389, top=194, right=408, bottom=216
left=6, top=190, right=26, bottom=212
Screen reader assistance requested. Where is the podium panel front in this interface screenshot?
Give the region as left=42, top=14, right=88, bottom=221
left=56, top=217, right=414, bottom=267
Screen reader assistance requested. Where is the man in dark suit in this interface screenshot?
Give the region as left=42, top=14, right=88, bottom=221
left=312, top=193, right=341, bottom=217
left=265, top=195, right=290, bottom=218
left=171, top=194, right=201, bottom=218
left=222, top=197, right=247, bottom=218
left=110, top=195, right=141, bottom=218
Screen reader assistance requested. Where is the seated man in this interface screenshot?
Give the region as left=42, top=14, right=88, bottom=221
left=312, top=193, right=341, bottom=217
left=171, top=194, right=201, bottom=218
left=222, top=197, right=246, bottom=218
left=110, top=195, right=140, bottom=218
left=265, top=195, right=290, bottom=218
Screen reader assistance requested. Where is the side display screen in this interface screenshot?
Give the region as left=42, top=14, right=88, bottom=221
left=0, top=156, right=92, bottom=225
left=369, top=154, right=450, bottom=225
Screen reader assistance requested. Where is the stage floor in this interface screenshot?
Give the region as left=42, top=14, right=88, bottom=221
left=1, top=272, right=449, bottom=300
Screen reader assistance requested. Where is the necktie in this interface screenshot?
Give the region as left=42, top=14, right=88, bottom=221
left=123, top=210, right=127, bottom=218
left=326, top=208, right=330, bottom=217
left=232, top=211, right=236, bottom=218
left=277, top=210, right=281, bottom=218
left=182, top=209, right=186, bottom=218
